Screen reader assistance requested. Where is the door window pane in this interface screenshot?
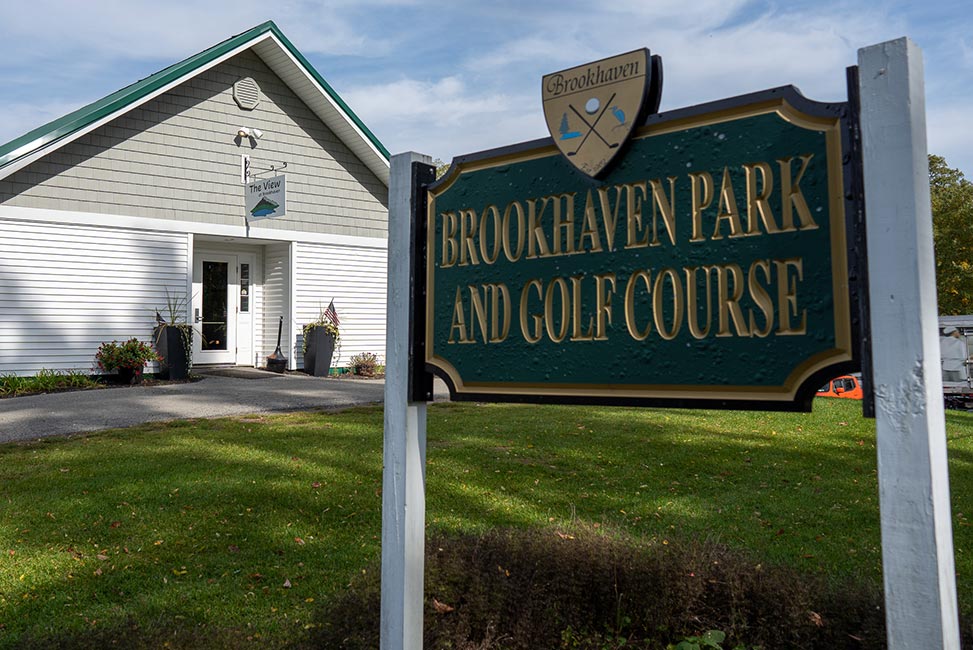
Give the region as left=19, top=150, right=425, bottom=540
left=202, top=261, right=228, bottom=351
left=240, top=263, right=250, bottom=313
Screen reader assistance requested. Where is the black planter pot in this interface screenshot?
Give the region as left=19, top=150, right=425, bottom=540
left=304, top=327, right=336, bottom=377
left=155, top=325, right=190, bottom=380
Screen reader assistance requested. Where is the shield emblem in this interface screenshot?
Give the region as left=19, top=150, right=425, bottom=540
left=543, top=49, right=656, bottom=178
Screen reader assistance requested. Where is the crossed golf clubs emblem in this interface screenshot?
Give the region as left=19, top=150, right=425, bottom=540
left=567, top=92, right=620, bottom=157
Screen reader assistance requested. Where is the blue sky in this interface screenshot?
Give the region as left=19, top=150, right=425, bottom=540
left=1, top=1, right=970, bottom=177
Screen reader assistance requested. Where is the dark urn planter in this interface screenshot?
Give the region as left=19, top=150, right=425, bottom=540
left=154, top=325, right=190, bottom=380
left=304, top=327, right=336, bottom=377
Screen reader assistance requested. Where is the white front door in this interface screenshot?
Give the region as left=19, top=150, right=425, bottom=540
left=193, top=253, right=238, bottom=365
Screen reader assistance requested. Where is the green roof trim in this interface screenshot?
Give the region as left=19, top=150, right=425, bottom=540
left=0, top=21, right=389, bottom=172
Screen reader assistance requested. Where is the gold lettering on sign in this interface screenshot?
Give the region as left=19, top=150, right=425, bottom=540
left=653, top=267, right=684, bottom=340
left=594, top=273, right=616, bottom=341
left=775, top=257, right=807, bottom=334
left=624, top=269, right=652, bottom=341
left=459, top=208, right=479, bottom=266
left=520, top=279, right=544, bottom=344
left=685, top=265, right=715, bottom=339
left=712, top=167, right=745, bottom=240
left=624, top=181, right=651, bottom=249
left=689, top=172, right=714, bottom=243
left=778, top=155, right=818, bottom=231
left=502, top=201, right=526, bottom=262
left=527, top=198, right=553, bottom=259
left=441, top=211, right=459, bottom=268
left=648, top=177, right=678, bottom=247
left=570, top=275, right=595, bottom=341
left=744, top=162, right=780, bottom=236
left=478, top=205, right=502, bottom=265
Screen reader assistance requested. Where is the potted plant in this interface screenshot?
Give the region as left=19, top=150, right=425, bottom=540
left=302, top=302, right=341, bottom=377
left=153, top=289, right=194, bottom=380
left=95, top=338, right=160, bottom=384
left=349, top=352, right=379, bottom=377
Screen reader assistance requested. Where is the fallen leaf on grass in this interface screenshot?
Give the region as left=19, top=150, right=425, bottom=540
left=97, top=554, right=108, bottom=561
left=228, top=545, right=240, bottom=553
left=294, top=537, right=305, bottom=545
left=432, top=599, right=455, bottom=614
left=809, top=611, right=824, bottom=627
left=555, top=532, right=575, bottom=540
left=283, top=579, right=292, bottom=589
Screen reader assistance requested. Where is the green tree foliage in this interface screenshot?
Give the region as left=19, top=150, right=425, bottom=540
left=432, top=157, right=451, bottom=179
left=931, top=155, right=973, bottom=315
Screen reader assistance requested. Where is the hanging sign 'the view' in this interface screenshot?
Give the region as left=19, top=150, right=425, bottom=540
left=246, top=174, right=286, bottom=219
left=419, top=50, right=865, bottom=412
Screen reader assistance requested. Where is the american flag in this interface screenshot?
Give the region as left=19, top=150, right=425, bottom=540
left=324, top=299, right=340, bottom=327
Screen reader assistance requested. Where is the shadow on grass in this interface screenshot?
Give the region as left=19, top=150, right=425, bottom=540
left=2, top=400, right=972, bottom=648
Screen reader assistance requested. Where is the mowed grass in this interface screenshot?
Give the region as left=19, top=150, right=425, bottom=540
left=0, top=399, right=972, bottom=647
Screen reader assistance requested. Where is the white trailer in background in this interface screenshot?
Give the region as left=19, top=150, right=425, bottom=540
left=939, top=315, right=973, bottom=409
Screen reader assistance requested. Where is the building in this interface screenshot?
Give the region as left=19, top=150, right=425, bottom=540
left=0, top=21, right=390, bottom=376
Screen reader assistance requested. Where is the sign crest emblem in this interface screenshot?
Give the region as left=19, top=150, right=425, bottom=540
left=543, top=49, right=661, bottom=177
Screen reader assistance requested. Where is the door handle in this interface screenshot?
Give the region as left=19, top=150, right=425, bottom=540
left=195, top=308, right=202, bottom=323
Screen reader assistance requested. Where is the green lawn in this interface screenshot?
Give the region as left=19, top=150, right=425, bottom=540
left=1, top=399, right=971, bottom=647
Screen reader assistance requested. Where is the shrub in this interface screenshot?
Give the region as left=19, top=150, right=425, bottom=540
left=95, top=338, right=160, bottom=373
left=349, top=352, right=380, bottom=376
left=309, top=528, right=890, bottom=649
left=0, top=369, right=101, bottom=398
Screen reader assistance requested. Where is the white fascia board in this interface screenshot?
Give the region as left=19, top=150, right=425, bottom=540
left=0, top=205, right=388, bottom=250
left=256, top=35, right=390, bottom=185
left=0, top=38, right=272, bottom=185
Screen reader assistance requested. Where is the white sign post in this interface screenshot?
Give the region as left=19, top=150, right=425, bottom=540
left=381, top=151, right=432, bottom=650
left=859, top=38, right=961, bottom=649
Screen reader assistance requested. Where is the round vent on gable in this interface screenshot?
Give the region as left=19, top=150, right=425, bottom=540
left=233, top=77, right=261, bottom=110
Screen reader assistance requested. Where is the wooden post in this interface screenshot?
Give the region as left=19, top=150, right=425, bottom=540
left=381, top=151, right=432, bottom=650
left=859, top=38, right=961, bottom=649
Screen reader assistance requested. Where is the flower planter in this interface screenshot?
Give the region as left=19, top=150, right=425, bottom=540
left=154, top=325, right=191, bottom=380
left=304, top=326, right=336, bottom=377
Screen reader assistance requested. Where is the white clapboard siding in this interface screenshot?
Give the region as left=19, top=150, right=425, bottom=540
left=0, top=218, right=189, bottom=376
left=293, top=241, right=387, bottom=369
left=261, top=243, right=292, bottom=367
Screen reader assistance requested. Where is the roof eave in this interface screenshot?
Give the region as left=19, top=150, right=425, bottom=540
left=0, top=21, right=390, bottom=186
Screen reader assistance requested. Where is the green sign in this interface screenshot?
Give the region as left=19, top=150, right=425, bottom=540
left=424, top=91, right=858, bottom=409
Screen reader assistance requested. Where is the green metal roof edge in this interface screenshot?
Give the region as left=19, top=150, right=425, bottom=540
left=0, top=20, right=389, bottom=172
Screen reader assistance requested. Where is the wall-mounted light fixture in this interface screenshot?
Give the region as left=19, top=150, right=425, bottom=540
left=237, top=127, right=263, bottom=139
left=235, top=127, right=264, bottom=150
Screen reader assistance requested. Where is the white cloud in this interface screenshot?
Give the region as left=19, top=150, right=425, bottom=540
left=0, top=0, right=401, bottom=63
left=345, top=2, right=914, bottom=163
left=0, top=0, right=968, bottom=180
